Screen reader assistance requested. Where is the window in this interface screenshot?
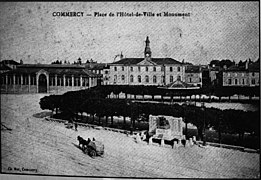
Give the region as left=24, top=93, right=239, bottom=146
left=114, top=67, right=117, bottom=71
left=130, top=67, right=133, bottom=71
left=130, top=75, right=134, bottom=82
left=121, top=75, right=125, bottom=81
left=161, top=76, right=165, bottom=84
left=251, top=79, right=255, bottom=84
left=228, top=79, right=232, bottom=85
left=138, top=67, right=141, bottom=72
left=170, top=67, right=173, bottom=72
left=114, top=75, right=117, bottom=83
left=138, top=75, right=141, bottom=83
left=189, top=77, right=192, bottom=83
left=235, top=79, right=238, bottom=85
left=153, top=75, right=157, bottom=83
left=105, top=70, right=108, bottom=74
left=177, top=67, right=181, bottom=72
left=170, top=75, right=173, bottom=83
left=145, top=75, right=149, bottom=83
left=242, top=79, right=245, bottom=85
left=199, top=78, right=201, bottom=82
left=252, top=72, right=255, bottom=76
left=177, top=75, right=181, bottom=81
left=153, top=67, right=156, bottom=72
left=122, top=66, right=124, bottom=71
left=146, top=66, right=148, bottom=71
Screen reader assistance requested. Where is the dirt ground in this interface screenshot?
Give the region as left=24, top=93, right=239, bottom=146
left=1, top=94, right=259, bottom=178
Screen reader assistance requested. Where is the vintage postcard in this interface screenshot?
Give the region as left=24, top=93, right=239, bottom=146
left=0, top=1, right=259, bottom=179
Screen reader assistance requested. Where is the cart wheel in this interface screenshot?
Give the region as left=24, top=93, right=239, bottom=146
left=89, top=149, right=96, bottom=157
left=83, top=147, right=88, bottom=154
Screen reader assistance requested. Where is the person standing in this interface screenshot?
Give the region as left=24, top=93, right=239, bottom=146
left=75, top=122, right=78, bottom=131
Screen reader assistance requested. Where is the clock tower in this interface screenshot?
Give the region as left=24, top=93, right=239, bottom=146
left=144, top=36, right=152, bottom=59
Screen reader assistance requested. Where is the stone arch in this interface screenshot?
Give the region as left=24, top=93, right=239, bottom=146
left=36, top=69, right=49, bottom=93
left=38, top=74, right=47, bottom=93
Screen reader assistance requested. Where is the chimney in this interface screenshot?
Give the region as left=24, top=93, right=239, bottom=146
left=120, top=52, right=123, bottom=60
left=245, top=60, right=249, bottom=70
left=78, top=57, right=82, bottom=65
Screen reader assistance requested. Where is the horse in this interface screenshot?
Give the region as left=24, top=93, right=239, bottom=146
left=77, top=136, right=85, bottom=149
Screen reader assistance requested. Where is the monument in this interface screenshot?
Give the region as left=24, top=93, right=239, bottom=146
left=149, top=115, right=184, bottom=141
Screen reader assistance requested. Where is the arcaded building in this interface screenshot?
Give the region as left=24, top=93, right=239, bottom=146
left=109, top=37, right=185, bottom=86
left=0, top=64, right=100, bottom=94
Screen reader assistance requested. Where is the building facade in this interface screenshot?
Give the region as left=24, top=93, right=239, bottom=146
left=85, top=62, right=110, bottom=85
left=222, top=61, right=259, bottom=87
left=109, top=37, right=185, bottom=86
left=0, top=64, right=100, bottom=94
left=185, top=65, right=202, bottom=87
left=0, top=60, right=20, bottom=73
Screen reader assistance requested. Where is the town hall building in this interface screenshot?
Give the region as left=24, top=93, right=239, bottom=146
left=109, top=36, right=185, bottom=86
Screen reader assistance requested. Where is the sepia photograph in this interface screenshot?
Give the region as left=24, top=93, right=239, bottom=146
left=0, top=1, right=260, bottom=179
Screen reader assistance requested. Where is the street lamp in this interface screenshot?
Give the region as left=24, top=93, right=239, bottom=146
left=182, top=101, right=188, bottom=138
left=127, top=100, right=133, bottom=134
left=200, top=102, right=206, bottom=146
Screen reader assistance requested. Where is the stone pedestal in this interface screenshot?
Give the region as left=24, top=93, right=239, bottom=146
left=189, top=138, right=194, bottom=146
left=149, top=137, right=153, bottom=145
left=178, top=139, right=182, bottom=147
left=173, top=141, right=178, bottom=149
left=136, top=134, right=141, bottom=143
left=186, top=140, right=190, bottom=147
left=161, top=139, right=165, bottom=147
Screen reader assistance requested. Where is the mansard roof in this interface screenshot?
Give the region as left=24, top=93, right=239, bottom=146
left=85, top=63, right=110, bottom=70
left=18, top=64, right=85, bottom=69
left=0, top=60, right=20, bottom=65
left=112, top=58, right=183, bottom=65
left=0, top=64, right=12, bottom=71
left=2, top=64, right=99, bottom=77
left=185, top=65, right=201, bottom=73
left=223, top=63, right=260, bottom=72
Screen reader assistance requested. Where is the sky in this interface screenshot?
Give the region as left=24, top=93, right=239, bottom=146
left=0, top=2, right=259, bottom=65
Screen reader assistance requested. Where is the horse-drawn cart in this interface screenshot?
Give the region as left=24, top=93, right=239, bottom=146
left=83, top=141, right=105, bottom=157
